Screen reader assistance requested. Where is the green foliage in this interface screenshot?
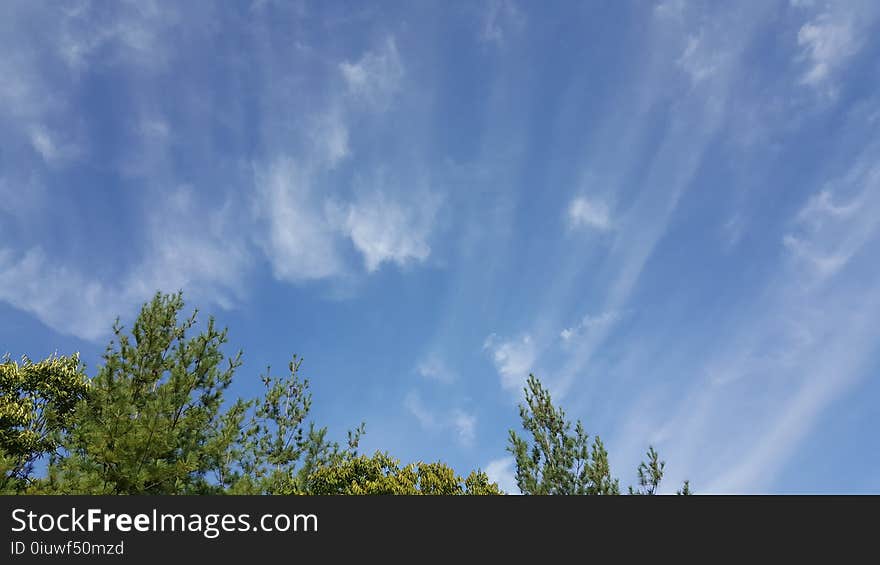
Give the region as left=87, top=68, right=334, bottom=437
left=1, top=292, right=689, bottom=496
left=42, top=292, right=365, bottom=495
left=629, top=446, right=665, bottom=495
left=0, top=353, right=89, bottom=492
left=304, top=452, right=501, bottom=495
left=508, top=375, right=619, bottom=494
left=47, top=293, right=244, bottom=494
left=509, top=374, right=691, bottom=495
left=1, top=291, right=496, bottom=495
left=225, top=358, right=365, bottom=495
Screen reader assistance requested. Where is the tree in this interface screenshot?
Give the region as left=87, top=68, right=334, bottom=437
left=19, top=291, right=495, bottom=495
left=47, top=293, right=250, bottom=493
left=629, top=446, right=664, bottom=495
left=2, top=293, right=688, bottom=495
left=223, top=357, right=365, bottom=495
left=509, top=374, right=690, bottom=495
left=304, top=452, right=501, bottom=495
left=45, top=292, right=367, bottom=495
left=0, top=353, right=89, bottom=493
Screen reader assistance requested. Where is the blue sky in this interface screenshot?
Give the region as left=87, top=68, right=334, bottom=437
left=1, top=0, right=879, bottom=493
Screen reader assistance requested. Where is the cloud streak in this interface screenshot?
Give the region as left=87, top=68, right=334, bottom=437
left=0, top=15, right=444, bottom=340
left=629, top=158, right=880, bottom=493
left=342, top=188, right=440, bottom=273
left=484, top=334, right=537, bottom=393
left=404, top=391, right=477, bottom=447
left=340, top=37, right=403, bottom=110
left=797, top=12, right=859, bottom=89
left=567, top=196, right=613, bottom=232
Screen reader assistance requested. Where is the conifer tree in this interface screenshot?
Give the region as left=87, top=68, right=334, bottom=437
left=49, top=293, right=243, bottom=493
left=1, top=293, right=689, bottom=495
left=509, top=374, right=691, bottom=495
left=47, top=292, right=360, bottom=494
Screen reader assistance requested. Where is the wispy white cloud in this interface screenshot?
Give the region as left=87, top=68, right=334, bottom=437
left=0, top=4, right=443, bottom=350
left=28, top=126, right=59, bottom=162
left=253, top=158, right=346, bottom=282
left=0, top=184, right=251, bottom=341
left=546, top=4, right=765, bottom=402
left=796, top=12, right=859, bottom=90
left=129, top=186, right=252, bottom=309
left=28, top=125, right=81, bottom=165
left=308, top=110, right=350, bottom=169
left=0, top=18, right=441, bottom=340
left=0, top=2, right=177, bottom=176
left=58, top=1, right=179, bottom=73
left=254, top=165, right=441, bottom=283
left=484, top=456, right=519, bottom=494
left=452, top=410, right=477, bottom=447
left=404, top=391, right=477, bottom=447
left=416, top=353, right=457, bottom=384
left=677, top=32, right=722, bottom=85
left=783, top=174, right=875, bottom=281
left=340, top=37, right=403, bottom=110
left=0, top=248, right=120, bottom=341
left=566, top=196, right=613, bottom=232
left=782, top=234, right=848, bottom=279
left=341, top=188, right=440, bottom=273
left=629, top=159, right=880, bottom=493
left=560, top=311, right=621, bottom=343
left=484, top=333, right=537, bottom=392
left=702, top=282, right=880, bottom=493
left=253, top=33, right=437, bottom=280
left=796, top=189, right=860, bottom=225
left=404, top=390, right=439, bottom=430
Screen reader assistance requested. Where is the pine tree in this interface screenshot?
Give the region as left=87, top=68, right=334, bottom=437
left=509, top=374, right=690, bottom=495
left=49, top=292, right=243, bottom=493
left=2, top=293, right=689, bottom=496
left=45, top=292, right=367, bottom=494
